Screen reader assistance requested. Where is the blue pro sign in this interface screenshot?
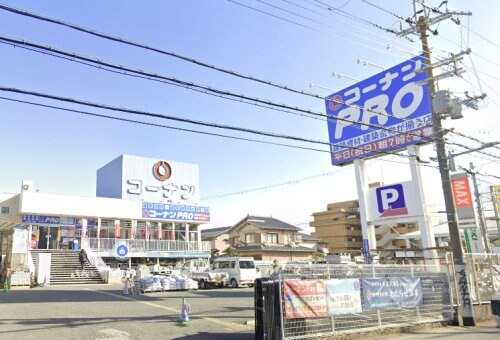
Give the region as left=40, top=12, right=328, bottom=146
left=142, top=202, right=210, bottom=222
left=326, top=55, right=432, bottom=165
left=22, top=215, right=76, bottom=225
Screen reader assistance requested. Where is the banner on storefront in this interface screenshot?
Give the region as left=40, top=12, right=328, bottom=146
left=284, top=280, right=328, bottom=319
left=22, top=215, right=76, bottom=225
left=325, top=279, right=362, bottom=315
left=142, top=202, right=210, bottom=223
left=362, top=277, right=423, bottom=310
left=131, top=220, right=137, bottom=239
left=114, top=220, right=121, bottom=238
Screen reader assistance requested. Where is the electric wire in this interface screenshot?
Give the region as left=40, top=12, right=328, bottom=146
left=229, top=0, right=418, bottom=58
left=0, top=35, right=437, bottom=142
left=0, top=3, right=454, bottom=139
left=255, top=0, right=414, bottom=51
left=0, top=3, right=431, bottom=120
left=0, top=85, right=418, bottom=159
left=0, top=3, right=495, bottom=160
left=279, top=0, right=419, bottom=50
left=0, top=96, right=331, bottom=154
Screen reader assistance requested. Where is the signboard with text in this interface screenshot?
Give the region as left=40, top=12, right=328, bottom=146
left=361, top=277, right=423, bottom=310
left=325, top=279, right=362, bottom=315
left=142, top=202, right=210, bottom=223
left=284, top=280, right=328, bottom=319
left=451, top=173, right=476, bottom=228
left=326, top=55, right=433, bottom=165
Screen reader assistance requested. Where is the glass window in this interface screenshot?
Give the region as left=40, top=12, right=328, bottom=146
left=239, top=260, right=255, bottom=269
left=1, top=207, right=9, bottom=214
left=266, top=233, right=278, bottom=244
left=245, top=234, right=255, bottom=243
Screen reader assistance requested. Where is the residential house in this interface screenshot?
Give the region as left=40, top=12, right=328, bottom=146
left=226, top=215, right=315, bottom=262
left=200, top=226, right=230, bottom=256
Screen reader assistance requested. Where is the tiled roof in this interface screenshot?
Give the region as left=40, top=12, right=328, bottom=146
left=200, top=226, right=231, bottom=239
left=235, top=244, right=314, bottom=253
left=240, top=215, right=301, bottom=231
left=300, top=233, right=323, bottom=242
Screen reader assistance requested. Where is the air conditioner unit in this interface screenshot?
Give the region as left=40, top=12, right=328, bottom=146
left=21, top=180, right=34, bottom=192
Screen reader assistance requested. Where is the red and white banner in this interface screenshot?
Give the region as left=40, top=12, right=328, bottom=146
left=145, top=222, right=151, bottom=240
left=114, top=220, right=121, bottom=238
left=451, top=173, right=476, bottom=227
left=157, top=222, right=162, bottom=240
left=284, top=280, right=328, bottom=319
left=131, top=220, right=137, bottom=239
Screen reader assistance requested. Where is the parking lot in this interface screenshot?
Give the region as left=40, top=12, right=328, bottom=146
left=0, top=284, right=255, bottom=340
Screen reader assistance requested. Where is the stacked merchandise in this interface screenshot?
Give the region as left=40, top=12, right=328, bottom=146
left=134, top=274, right=198, bottom=292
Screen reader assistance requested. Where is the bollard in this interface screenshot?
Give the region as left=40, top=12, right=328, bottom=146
left=3, top=278, right=9, bottom=293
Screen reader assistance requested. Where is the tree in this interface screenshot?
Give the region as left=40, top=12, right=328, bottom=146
left=221, top=246, right=239, bottom=257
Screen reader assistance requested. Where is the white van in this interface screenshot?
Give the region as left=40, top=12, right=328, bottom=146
left=212, top=257, right=257, bottom=288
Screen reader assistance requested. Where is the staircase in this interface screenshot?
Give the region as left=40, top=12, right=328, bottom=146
left=30, top=249, right=106, bottom=285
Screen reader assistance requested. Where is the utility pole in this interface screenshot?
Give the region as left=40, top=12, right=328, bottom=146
left=467, top=163, right=491, bottom=253
left=415, top=12, right=476, bottom=326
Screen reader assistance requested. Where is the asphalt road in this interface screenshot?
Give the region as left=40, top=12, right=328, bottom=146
left=0, top=284, right=255, bottom=340
left=1, top=284, right=498, bottom=340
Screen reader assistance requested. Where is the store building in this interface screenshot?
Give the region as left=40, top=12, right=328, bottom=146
left=0, top=154, right=211, bottom=280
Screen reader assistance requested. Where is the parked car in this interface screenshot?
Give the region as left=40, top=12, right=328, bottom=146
left=212, top=257, right=258, bottom=288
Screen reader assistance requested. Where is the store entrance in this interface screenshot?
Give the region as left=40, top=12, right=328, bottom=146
left=37, top=226, right=60, bottom=249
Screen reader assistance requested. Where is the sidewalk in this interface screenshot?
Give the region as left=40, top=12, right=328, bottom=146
left=379, top=320, right=499, bottom=339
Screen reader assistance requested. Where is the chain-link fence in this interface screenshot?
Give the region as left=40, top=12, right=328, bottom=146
left=461, top=253, right=500, bottom=304
left=255, top=263, right=453, bottom=340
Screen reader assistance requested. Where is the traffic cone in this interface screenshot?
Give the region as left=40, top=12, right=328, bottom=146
left=123, top=279, right=129, bottom=295
left=3, top=278, right=9, bottom=293
left=177, top=298, right=190, bottom=323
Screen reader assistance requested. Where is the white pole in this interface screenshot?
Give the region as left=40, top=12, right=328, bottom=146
left=354, top=159, right=376, bottom=257
left=407, top=145, right=438, bottom=266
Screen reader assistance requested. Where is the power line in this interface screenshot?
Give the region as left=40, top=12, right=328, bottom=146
left=0, top=2, right=427, bottom=124
left=255, top=0, right=413, bottom=51
left=0, top=85, right=416, bottom=159
left=311, top=0, right=408, bottom=37
left=1, top=3, right=492, bottom=158
left=0, top=96, right=331, bottom=154
left=0, top=35, right=436, bottom=142
left=279, top=0, right=420, bottom=52
left=359, top=0, right=407, bottom=21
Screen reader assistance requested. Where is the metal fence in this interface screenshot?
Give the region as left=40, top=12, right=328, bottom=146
left=84, top=238, right=212, bottom=254
left=255, top=263, right=453, bottom=340
left=461, top=253, right=500, bottom=304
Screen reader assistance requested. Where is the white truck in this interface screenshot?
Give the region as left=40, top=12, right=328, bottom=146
left=180, top=259, right=229, bottom=289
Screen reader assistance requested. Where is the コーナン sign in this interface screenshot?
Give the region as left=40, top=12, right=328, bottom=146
left=325, top=55, right=433, bottom=166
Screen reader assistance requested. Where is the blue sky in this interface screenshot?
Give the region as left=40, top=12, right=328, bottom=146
left=1, top=0, right=499, bottom=231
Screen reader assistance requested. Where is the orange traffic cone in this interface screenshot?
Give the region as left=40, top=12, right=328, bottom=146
left=123, top=279, right=130, bottom=295
left=177, top=298, right=190, bottom=323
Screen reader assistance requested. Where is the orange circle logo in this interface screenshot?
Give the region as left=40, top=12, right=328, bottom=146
left=328, top=95, right=343, bottom=111
left=153, top=161, right=172, bottom=181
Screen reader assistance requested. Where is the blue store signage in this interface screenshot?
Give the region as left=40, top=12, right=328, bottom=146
left=142, top=202, right=210, bottom=222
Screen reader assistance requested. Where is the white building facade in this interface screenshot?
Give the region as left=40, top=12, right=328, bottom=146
left=0, top=154, right=212, bottom=274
